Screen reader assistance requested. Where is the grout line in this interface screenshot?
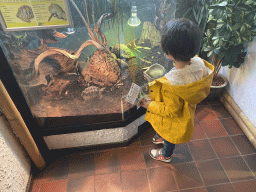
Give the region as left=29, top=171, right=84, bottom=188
left=186, top=141, right=206, bottom=188
left=190, top=134, right=245, bottom=142
left=93, top=175, right=96, bottom=192
left=228, top=136, right=256, bottom=179
left=230, top=177, right=256, bottom=185
left=209, top=117, right=255, bottom=191
left=145, top=169, right=153, bottom=192
left=170, top=166, right=180, bottom=191
left=218, top=119, right=256, bottom=180
left=210, top=104, right=232, bottom=119
left=119, top=171, right=123, bottom=192
left=205, top=138, right=234, bottom=189
left=140, top=145, right=153, bottom=192
left=190, top=119, right=234, bottom=187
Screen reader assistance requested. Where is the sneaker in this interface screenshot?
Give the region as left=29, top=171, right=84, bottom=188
left=149, top=149, right=172, bottom=163
left=152, top=134, right=164, bottom=144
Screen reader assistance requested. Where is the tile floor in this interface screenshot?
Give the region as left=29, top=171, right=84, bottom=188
left=30, top=99, right=256, bottom=192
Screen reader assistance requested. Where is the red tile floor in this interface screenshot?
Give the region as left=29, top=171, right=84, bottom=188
left=30, top=99, right=256, bottom=192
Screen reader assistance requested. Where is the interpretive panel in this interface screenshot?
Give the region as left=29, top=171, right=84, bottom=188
left=0, top=0, right=72, bottom=31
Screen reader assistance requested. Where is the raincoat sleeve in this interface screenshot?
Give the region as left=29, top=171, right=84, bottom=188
left=147, top=88, right=183, bottom=118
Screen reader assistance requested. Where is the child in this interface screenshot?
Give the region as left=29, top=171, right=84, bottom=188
left=140, top=18, right=214, bottom=162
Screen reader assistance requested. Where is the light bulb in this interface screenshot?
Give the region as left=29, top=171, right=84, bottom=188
left=66, top=27, right=75, bottom=34
left=128, top=2, right=141, bottom=27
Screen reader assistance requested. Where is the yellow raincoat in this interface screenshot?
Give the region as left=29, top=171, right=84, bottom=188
left=145, top=59, right=214, bottom=144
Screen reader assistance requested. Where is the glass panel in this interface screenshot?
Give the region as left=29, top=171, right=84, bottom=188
left=0, top=0, right=208, bottom=128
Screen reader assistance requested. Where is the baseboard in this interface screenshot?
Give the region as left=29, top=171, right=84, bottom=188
left=25, top=171, right=34, bottom=192
left=220, top=92, right=256, bottom=149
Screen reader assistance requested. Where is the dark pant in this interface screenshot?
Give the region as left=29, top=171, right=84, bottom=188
left=155, top=133, right=176, bottom=157
left=163, top=138, right=176, bottom=157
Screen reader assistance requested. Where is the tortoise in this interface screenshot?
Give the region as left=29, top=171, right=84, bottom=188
left=16, top=5, right=34, bottom=23
left=81, top=86, right=105, bottom=101
left=48, top=3, right=67, bottom=22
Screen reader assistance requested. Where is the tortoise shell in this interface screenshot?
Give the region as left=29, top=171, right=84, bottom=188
left=16, top=5, right=34, bottom=23
left=81, top=86, right=105, bottom=101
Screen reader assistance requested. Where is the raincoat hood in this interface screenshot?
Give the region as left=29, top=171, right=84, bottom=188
left=156, top=60, right=214, bottom=105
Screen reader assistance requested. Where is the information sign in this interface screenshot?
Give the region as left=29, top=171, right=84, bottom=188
left=0, top=0, right=72, bottom=31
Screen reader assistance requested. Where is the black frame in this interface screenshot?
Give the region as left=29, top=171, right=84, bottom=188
left=0, top=46, right=50, bottom=161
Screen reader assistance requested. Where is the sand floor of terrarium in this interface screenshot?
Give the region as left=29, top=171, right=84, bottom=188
left=30, top=77, right=134, bottom=117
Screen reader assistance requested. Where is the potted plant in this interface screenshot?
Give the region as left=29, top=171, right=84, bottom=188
left=202, top=0, right=256, bottom=100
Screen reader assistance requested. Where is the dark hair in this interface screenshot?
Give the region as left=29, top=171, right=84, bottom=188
left=161, top=18, right=202, bottom=62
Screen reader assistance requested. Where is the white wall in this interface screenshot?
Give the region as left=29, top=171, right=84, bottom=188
left=220, top=37, right=256, bottom=127
left=0, top=112, right=31, bottom=192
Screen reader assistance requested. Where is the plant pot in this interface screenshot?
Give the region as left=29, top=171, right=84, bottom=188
left=204, top=74, right=228, bottom=101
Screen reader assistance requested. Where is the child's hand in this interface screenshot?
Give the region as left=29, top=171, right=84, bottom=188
left=139, top=96, right=151, bottom=109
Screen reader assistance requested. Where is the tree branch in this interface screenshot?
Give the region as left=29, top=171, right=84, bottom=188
left=94, top=13, right=112, bottom=54
left=69, top=0, right=96, bottom=41
left=34, top=40, right=104, bottom=75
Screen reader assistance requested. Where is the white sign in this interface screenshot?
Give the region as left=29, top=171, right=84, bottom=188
left=126, top=83, right=141, bottom=105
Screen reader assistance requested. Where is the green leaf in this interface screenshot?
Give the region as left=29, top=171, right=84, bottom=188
left=229, top=41, right=234, bottom=46
left=206, top=29, right=212, bottom=36
left=193, top=7, right=199, bottom=23
left=227, top=24, right=232, bottom=31
left=210, top=1, right=228, bottom=7
left=217, top=9, right=224, bottom=18
left=244, top=23, right=251, bottom=28
left=232, top=23, right=241, bottom=31
left=237, top=37, right=242, bottom=44
left=241, top=36, right=248, bottom=41
left=15, top=35, right=22, bottom=39
left=217, top=23, right=224, bottom=29
left=211, top=8, right=218, bottom=16
left=226, top=7, right=233, bottom=13
left=182, top=7, right=192, bottom=18
left=218, top=1, right=228, bottom=6
left=245, top=0, right=254, bottom=5
left=204, top=46, right=212, bottom=52
left=219, top=39, right=223, bottom=46
left=240, top=25, right=246, bottom=33
left=213, top=39, right=219, bottom=46
left=207, top=51, right=213, bottom=57
left=212, top=36, right=219, bottom=40
left=198, top=6, right=204, bottom=26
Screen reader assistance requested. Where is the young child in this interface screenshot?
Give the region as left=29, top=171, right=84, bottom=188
left=140, top=18, right=214, bottom=162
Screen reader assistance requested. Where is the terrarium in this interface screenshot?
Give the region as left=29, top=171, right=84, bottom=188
left=0, top=0, right=176, bottom=143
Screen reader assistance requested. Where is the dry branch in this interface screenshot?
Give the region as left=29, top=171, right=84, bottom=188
left=34, top=40, right=104, bottom=74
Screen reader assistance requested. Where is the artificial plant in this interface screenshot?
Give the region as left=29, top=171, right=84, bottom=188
left=202, top=0, right=256, bottom=77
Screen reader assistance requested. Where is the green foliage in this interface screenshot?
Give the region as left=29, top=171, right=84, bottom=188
left=202, top=0, right=256, bottom=69
left=85, top=0, right=124, bottom=29
left=182, top=0, right=211, bottom=28
left=11, top=32, right=27, bottom=49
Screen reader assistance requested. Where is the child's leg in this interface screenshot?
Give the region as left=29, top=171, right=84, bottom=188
left=162, top=139, right=175, bottom=157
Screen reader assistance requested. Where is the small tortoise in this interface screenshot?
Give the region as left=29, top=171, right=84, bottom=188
left=81, top=86, right=105, bottom=101
left=16, top=5, right=34, bottom=23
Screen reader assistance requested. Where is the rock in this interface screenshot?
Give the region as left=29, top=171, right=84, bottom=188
left=84, top=50, right=120, bottom=86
